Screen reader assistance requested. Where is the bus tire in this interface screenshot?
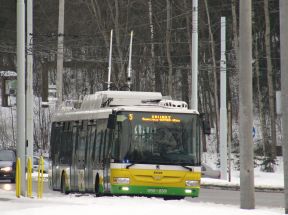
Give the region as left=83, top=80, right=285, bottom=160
left=95, top=174, right=101, bottom=197
left=61, top=172, right=69, bottom=195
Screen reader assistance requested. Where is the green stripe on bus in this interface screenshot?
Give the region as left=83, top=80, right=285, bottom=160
left=110, top=185, right=199, bottom=197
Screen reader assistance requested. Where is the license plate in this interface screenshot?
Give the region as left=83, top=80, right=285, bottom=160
left=147, top=188, right=167, bottom=194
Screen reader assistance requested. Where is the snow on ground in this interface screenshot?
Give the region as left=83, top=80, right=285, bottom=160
left=201, top=154, right=284, bottom=189
left=0, top=190, right=283, bottom=215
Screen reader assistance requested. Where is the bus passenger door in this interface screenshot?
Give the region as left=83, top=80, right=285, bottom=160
left=76, top=121, right=87, bottom=192
left=71, top=124, right=78, bottom=191
left=85, top=123, right=96, bottom=192
left=103, top=129, right=111, bottom=193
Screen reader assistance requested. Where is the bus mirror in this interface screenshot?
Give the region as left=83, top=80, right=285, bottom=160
left=107, top=114, right=116, bottom=129
left=203, top=120, right=211, bottom=135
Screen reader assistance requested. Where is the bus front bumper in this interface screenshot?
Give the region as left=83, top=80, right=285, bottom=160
left=110, top=185, right=199, bottom=197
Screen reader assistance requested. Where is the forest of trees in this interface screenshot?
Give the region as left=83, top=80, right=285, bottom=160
left=0, top=0, right=281, bottom=171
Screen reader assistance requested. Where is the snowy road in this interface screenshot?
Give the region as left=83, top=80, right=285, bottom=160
left=0, top=180, right=284, bottom=209
left=0, top=189, right=284, bottom=215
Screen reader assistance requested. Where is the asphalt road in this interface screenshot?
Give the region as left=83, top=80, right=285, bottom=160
left=0, top=180, right=284, bottom=208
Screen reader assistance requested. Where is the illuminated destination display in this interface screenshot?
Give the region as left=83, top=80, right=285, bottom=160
left=141, top=115, right=181, bottom=123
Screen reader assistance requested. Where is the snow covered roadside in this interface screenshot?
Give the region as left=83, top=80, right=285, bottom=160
left=201, top=164, right=284, bottom=191
left=0, top=190, right=283, bottom=215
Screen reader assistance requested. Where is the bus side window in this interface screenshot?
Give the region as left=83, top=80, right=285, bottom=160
left=72, top=122, right=79, bottom=166
left=91, top=125, right=97, bottom=162
left=98, top=131, right=104, bottom=163
left=102, top=130, right=107, bottom=160
left=56, top=122, right=64, bottom=164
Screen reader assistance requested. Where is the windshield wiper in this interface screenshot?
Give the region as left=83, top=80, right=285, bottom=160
left=126, top=163, right=136, bottom=169
left=180, top=164, right=192, bottom=171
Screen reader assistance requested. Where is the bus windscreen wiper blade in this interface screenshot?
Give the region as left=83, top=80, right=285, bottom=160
left=126, top=163, right=136, bottom=169
left=180, top=165, right=192, bottom=171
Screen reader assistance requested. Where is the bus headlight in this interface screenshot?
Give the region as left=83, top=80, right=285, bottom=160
left=114, top=177, right=130, bottom=184
left=0, top=167, right=12, bottom=172
left=185, top=180, right=199, bottom=187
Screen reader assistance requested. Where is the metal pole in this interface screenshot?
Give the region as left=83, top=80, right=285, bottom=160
left=191, top=0, right=198, bottom=110
left=220, top=17, right=227, bottom=180
left=56, top=0, right=65, bottom=107
left=280, top=0, right=288, bottom=213
left=26, top=0, right=34, bottom=166
left=16, top=0, right=26, bottom=196
left=107, top=29, right=113, bottom=91
left=127, top=31, right=133, bottom=90
left=239, top=0, right=255, bottom=209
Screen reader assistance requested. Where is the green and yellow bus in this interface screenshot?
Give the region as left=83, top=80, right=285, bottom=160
left=49, top=91, right=208, bottom=199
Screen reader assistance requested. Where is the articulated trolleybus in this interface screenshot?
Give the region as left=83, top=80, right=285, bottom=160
left=49, top=91, right=205, bottom=198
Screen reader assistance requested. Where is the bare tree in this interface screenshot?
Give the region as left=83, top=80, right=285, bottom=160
left=204, top=0, right=219, bottom=151
left=264, top=0, right=277, bottom=159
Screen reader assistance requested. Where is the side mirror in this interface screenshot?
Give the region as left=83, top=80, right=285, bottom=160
left=107, top=113, right=116, bottom=129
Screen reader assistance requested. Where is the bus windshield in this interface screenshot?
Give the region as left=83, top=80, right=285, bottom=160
left=112, top=111, right=201, bottom=166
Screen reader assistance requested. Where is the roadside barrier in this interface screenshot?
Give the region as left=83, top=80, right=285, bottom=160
left=37, top=156, right=44, bottom=199
left=15, top=158, right=21, bottom=198
left=27, top=157, right=32, bottom=198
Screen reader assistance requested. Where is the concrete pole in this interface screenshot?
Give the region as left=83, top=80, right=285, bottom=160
left=107, top=30, right=113, bottom=91
left=16, top=0, right=26, bottom=196
left=56, top=0, right=65, bottom=107
left=279, top=0, right=288, bottom=213
left=239, top=0, right=255, bottom=209
left=220, top=17, right=227, bottom=180
left=26, top=0, right=34, bottom=164
left=191, top=0, right=198, bottom=110
left=127, top=31, right=133, bottom=90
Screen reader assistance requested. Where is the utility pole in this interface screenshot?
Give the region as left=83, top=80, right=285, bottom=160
left=220, top=17, right=227, bottom=180
left=239, top=0, right=255, bottom=209
left=280, top=0, right=288, bottom=213
left=26, top=0, right=34, bottom=164
left=191, top=0, right=198, bottom=110
left=16, top=0, right=26, bottom=196
left=56, top=0, right=65, bottom=108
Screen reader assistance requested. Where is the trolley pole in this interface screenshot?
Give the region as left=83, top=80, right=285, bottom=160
left=16, top=0, right=26, bottom=196
left=107, top=29, right=113, bottom=91
left=280, top=0, right=288, bottom=213
left=239, top=0, right=255, bottom=209
left=191, top=0, right=198, bottom=110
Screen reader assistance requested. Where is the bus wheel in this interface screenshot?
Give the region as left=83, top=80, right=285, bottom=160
left=61, top=172, right=69, bottom=194
left=95, top=175, right=101, bottom=197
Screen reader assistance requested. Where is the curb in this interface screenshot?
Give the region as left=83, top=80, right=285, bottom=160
left=201, top=184, right=284, bottom=193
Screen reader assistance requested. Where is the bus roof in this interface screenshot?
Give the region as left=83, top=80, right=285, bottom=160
left=52, top=91, right=199, bottom=122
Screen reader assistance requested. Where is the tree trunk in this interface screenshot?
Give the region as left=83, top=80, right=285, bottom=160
left=264, top=0, right=277, bottom=159
left=166, top=0, right=173, bottom=97
left=255, top=38, right=270, bottom=156
left=204, top=0, right=220, bottom=152
left=231, top=0, right=239, bottom=122
left=148, top=0, right=155, bottom=91
left=183, top=0, right=191, bottom=105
